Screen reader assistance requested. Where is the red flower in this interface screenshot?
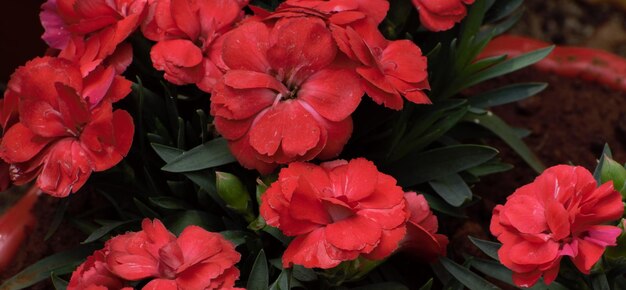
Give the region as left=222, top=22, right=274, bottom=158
left=412, top=0, right=474, bottom=32
left=334, top=23, right=430, bottom=109
left=40, top=0, right=147, bottom=68
left=277, top=0, right=389, bottom=26
left=142, top=0, right=248, bottom=92
left=0, top=57, right=134, bottom=197
left=400, top=192, right=448, bottom=261
left=107, top=219, right=242, bottom=290
left=68, top=247, right=131, bottom=290
left=260, top=158, right=408, bottom=269
left=490, top=165, right=624, bottom=287
left=211, top=18, right=363, bottom=173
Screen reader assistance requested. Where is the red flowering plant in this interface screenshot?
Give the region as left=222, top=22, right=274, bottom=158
left=6, top=0, right=622, bottom=289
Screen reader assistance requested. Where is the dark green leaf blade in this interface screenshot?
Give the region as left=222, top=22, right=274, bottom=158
left=439, top=257, right=499, bottom=290
left=389, top=145, right=499, bottom=187
left=161, top=138, right=236, bottom=172
left=469, top=83, right=547, bottom=109
left=429, top=173, right=472, bottom=207
left=247, top=250, right=269, bottom=290
left=468, top=236, right=501, bottom=261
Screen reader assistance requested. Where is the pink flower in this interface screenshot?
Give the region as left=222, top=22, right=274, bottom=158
left=141, top=0, right=248, bottom=92
left=211, top=17, right=364, bottom=173
left=260, top=158, right=409, bottom=269
left=490, top=165, right=624, bottom=287
left=107, top=219, right=242, bottom=290
left=412, top=0, right=474, bottom=32
left=400, top=193, right=448, bottom=261
left=68, top=248, right=131, bottom=290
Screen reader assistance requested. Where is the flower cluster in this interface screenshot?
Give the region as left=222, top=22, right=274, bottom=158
left=69, top=219, right=243, bottom=290
left=209, top=0, right=431, bottom=173
left=260, top=158, right=447, bottom=269
left=490, top=165, right=624, bottom=287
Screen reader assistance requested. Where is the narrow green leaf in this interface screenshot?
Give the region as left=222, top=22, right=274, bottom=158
left=220, top=230, right=248, bottom=247
left=0, top=243, right=100, bottom=290
left=469, top=83, right=547, bottom=109
left=463, top=55, right=507, bottom=77
left=600, top=156, right=626, bottom=193
left=247, top=250, right=269, bottom=290
left=149, top=196, right=191, bottom=210
left=423, top=194, right=467, bottom=218
left=466, top=112, right=545, bottom=173
left=439, top=257, right=499, bottom=290
left=462, top=46, right=554, bottom=90
left=429, top=173, right=472, bottom=207
left=269, top=269, right=291, bottom=290
left=485, top=0, right=523, bottom=22
left=133, top=198, right=161, bottom=218
left=467, top=160, right=513, bottom=176
left=161, top=138, right=235, bottom=172
left=165, top=210, right=221, bottom=235
left=82, top=220, right=135, bottom=244
left=470, top=258, right=514, bottom=286
left=50, top=272, right=68, bottom=290
left=388, top=145, right=499, bottom=187
left=593, top=144, right=613, bottom=183
left=419, top=279, right=434, bottom=290
left=468, top=237, right=501, bottom=261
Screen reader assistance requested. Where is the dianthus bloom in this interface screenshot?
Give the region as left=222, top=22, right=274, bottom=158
left=211, top=18, right=363, bottom=173
left=0, top=57, right=134, bottom=197
left=490, top=165, right=624, bottom=287
left=400, top=192, right=448, bottom=261
left=107, top=219, right=243, bottom=290
left=141, top=0, right=248, bottom=92
left=68, top=248, right=132, bottom=290
left=39, top=0, right=147, bottom=73
left=261, top=158, right=408, bottom=269
left=412, top=0, right=474, bottom=32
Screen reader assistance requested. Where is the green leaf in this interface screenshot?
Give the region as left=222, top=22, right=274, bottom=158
left=419, top=279, right=433, bottom=290
left=220, top=230, right=247, bottom=247
left=439, top=257, right=499, bottom=290
left=591, top=273, right=610, bottom=290
left=161, top=138, right=235, bottom=172
left=485, top=0, right=523, bottom=22
left=593, top=144, right=613, bottom=183
left=469, top=259, right=514, bottom=286
left=466, top=112, right=545, bottom=173
left=82, top=220, right=135, bottom=244
left=50, top=272, right=68, bottom=290
left=599, top=156, right=626, bottom=194
left=149, top=196, right=191, bottom=210
left=469, top=83, right=547, bottom=109
left=269, top=269, right=291, bottom=290
left=247, top=250, right=269, bottom=290
left=1, top=243, right=100, bottom=290
left=423, top=194, right=467, bottom=218
left=133, top=198, right=161, bottom=218
left=467, top=160, right=513, bottom=176
left=429, top=173, right=472, bottom=207
left=462, top=46, right=554, bottom=90
left=164, top=210, right=221, bottom=235
left=388, top=145, right=499, bottom=187
left=468, top=237, right=501, bottom=261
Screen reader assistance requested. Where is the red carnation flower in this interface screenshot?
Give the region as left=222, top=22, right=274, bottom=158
left=68, top=248, right=132, bottom=290
left=211, top=18, right=363, bottom=173
left=412, top=0, right=474, bottom=32
left=40, top=0, right=147, bottom=66
left=141, top=0, right=248, bottom=92
left=107, top=219, right=243, bottom=290
left=334, top=23, right=430, bottom=110
left=400, top=192, right=448, bottom=261
left=260, top=158, right=409, bottom=269
left=0, top=57, right=134, bottom=197
left=278, top=0, right=389, bottom=26
left=490, top=165, right=624, bottom=287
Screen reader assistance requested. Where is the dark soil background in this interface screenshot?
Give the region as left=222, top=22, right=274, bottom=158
left=2, top=0, right=626, bottom=288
